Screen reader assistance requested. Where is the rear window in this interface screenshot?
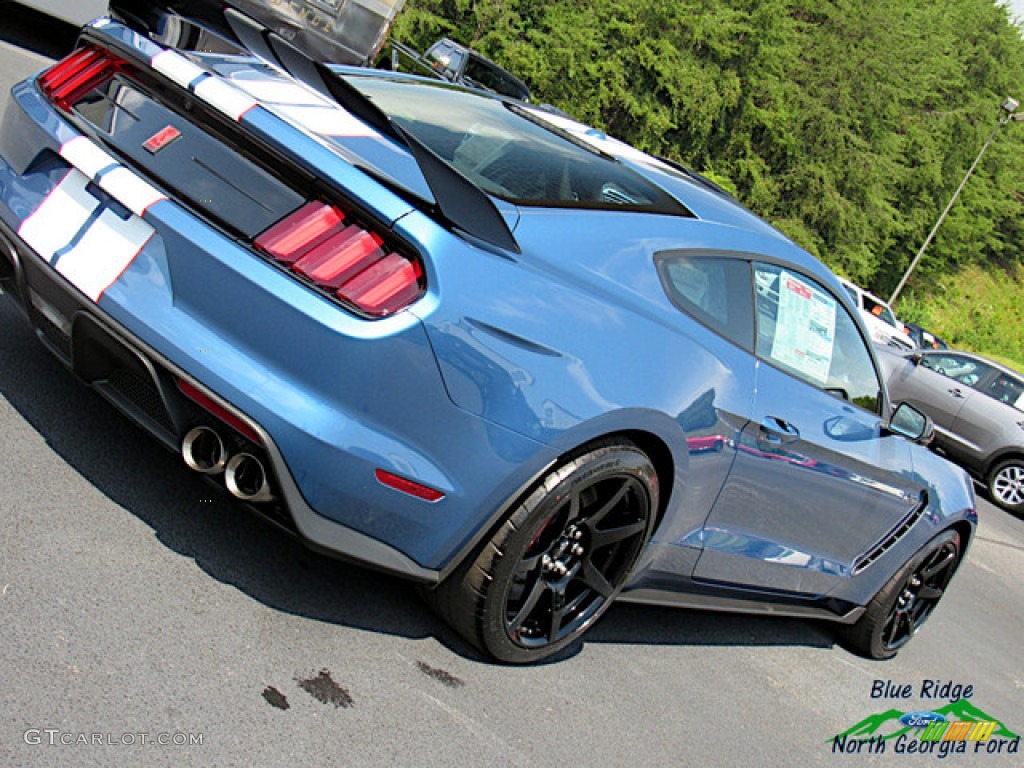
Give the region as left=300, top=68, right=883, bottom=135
left=345, top=76, right=690, bottom=214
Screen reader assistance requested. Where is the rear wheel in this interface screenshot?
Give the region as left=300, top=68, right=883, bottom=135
left=986, top=459, right=1024, bottom=514
left=427, top=441, right=658, bottom=664
left=839, top=529, right=961, bottom=660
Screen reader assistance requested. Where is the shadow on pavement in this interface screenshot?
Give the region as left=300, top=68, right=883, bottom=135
left=0, top=296, right=836, bottom=664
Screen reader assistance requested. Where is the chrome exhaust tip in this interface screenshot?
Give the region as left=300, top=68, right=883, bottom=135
left=225, top=453, right=273, bottom=503
left=181, top=426, right=228, bottom=474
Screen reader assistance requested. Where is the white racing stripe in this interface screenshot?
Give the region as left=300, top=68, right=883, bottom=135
left=60, top=137, right=168, bottom=216
left=151, top=50, right=205, bottom=88
left=231, top=77, right=326, bottom=106
left=60, top=136, right=117, bottom=179
left=98, top=167, right=166, bottom=217
left=193, top=76, right=258, bottom=121
left=230, top=73, right=380, bottom=138
left=54, top=209, right=154, bottom=302
left=270, top=104, right=380, bottom=137
left=17, top=170, right=99, bottom=262
left=19, top=153, right=161, bottom=302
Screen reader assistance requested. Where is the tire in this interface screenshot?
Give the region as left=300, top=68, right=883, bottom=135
left=986, top=459, right=1024, bottom=514
left=839, top=529, right=961, bottom=660
left=427, top=440, right=658, bottom=664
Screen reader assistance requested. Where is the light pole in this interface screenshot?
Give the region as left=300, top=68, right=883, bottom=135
left=890, top=97, right=1024, bottom=304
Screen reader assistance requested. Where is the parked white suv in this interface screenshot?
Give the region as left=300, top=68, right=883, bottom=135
left=840, top=279, right=915, bottom=351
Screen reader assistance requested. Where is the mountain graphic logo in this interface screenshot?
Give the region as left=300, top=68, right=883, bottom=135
left=833, top=699, right=1020, bottom=742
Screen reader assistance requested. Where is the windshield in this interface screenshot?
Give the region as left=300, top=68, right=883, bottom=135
left=345, top=76, right=689, bottom=215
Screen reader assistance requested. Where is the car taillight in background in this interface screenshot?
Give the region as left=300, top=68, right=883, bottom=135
left=38, top=45, right=128, bottom=113
left=255, top=201, right=425, bottom=317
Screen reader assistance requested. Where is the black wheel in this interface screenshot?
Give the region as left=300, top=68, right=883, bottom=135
left=427, top=441, right=658, bottom=664
left=986, top=459, right=1024, bottom=514
left=839, top=529, right=961, bottom=660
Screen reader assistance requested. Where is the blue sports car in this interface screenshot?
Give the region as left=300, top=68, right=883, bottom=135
left=0, top=0, right=975, bottom=663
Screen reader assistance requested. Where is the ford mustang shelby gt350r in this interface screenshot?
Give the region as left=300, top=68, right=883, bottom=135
left=0, top=1, right=975, bottom=663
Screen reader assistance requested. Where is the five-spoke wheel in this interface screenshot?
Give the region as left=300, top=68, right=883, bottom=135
left=427, top=440, right=658, bottom=664
left=839, top=529, right=961, bottom=660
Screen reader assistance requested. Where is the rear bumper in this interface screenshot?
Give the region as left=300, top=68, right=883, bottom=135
left=0, top=77, right=555, bottom=581
left=0, top=212, right=440, bottom=581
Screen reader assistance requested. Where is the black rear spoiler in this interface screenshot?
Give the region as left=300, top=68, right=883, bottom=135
left=107, top=0, right=520, bottom=254
left=110, top=0, right=404, bottom=65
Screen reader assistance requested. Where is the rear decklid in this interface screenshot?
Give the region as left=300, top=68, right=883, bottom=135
left=27, top=16, right=445, bottom=318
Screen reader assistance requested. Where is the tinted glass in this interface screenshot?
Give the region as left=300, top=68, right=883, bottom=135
left=862, top=294, right=898, bottom=327
left=427, top=42, right=464, bottom=77
left=921, top=353, right=994, bottom=388
left=984, top=373, right=1024, bottom=410
left=656, top=254, right=753, bottom=349
left=463, top=56, right=530, bottom=101
left=754, top=263, right=881, bottom=413
left=346, top=77, right=690, bottom=214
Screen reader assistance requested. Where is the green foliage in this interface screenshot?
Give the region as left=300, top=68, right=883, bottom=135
left=393, top=0, right=1024, bottom=341
left=900, top=264, right=1024, bottom=370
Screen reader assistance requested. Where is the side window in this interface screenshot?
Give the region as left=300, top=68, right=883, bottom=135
left=656, top=254, right=754, bottom=350
left=428, top=42, right=464, bottom=78
left=754, top=263, right=881, bottom=414
left=921, top=354, right=993, bottom=388
left=984, top=374, right=1024, bottom=410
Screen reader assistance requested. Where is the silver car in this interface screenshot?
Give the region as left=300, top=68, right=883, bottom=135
left=882, top=349, right=1024, bottom=512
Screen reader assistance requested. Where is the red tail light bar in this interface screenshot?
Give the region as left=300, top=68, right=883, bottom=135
left=255, top=201, right=426, bottom=318
left=39, top=45, right=127, bottom=113
left=40, top=48, right=426, bottom=318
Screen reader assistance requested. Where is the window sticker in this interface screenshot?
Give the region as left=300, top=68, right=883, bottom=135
left=770, top=271, right=837, bottom=385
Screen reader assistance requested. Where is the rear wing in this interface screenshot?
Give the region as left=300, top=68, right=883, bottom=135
left=111, top=0, right=405, bottom=65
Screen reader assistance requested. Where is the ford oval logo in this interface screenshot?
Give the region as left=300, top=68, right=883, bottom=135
left=900, top=711, right=946, bottom=728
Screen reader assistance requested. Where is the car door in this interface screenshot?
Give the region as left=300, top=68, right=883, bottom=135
left=693, top=263, right=923, bottom=597
left=946, top=371, right=1024, bottom=464
left=887, top=352, right=995, bottom=452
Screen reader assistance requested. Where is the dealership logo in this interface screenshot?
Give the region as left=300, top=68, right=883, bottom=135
left=832, top=698, right=1020, bottom=758
left=899, top=710, right=946, bottom=728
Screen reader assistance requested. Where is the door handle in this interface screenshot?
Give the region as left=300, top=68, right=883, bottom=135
left=759, top=416, right=801, bottom=444
left=948, top=387, right=963, bottom=399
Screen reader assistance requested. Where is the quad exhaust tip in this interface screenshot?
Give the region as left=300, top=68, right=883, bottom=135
left=181, top=426, right=228, bottom=474
left=225, top=453, right=273, bottom=503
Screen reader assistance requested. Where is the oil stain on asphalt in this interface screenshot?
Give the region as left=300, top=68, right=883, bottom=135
left=262, top=686, right=290, bottom=710
left=296, top=668, right=354, bottom=708
left=416, top=660, right=464, bottom=688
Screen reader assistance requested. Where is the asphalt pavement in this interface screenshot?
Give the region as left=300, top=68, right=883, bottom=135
left=0, top=8, right=1022, bottom=767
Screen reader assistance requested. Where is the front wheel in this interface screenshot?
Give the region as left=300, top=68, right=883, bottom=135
left=427, top=441, right=658, bottom=664
left=986, top=459, right=1024, bottom=514
left=839, top=529, right=961, bottom=660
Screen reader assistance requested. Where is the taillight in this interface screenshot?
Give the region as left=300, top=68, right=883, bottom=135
left=255, top=201, right=426, bottom=317
left=38, top=45, right=127, bottom=112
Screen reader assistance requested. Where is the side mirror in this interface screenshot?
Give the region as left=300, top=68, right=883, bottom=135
left=887, top=402, right=934, bottom=445
left=908, top=351, right=924, bottom=366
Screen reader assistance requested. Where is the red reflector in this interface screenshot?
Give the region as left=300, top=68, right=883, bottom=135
left=254, top=202, right=346, bottom=265
left=375, top=469, right=444, bottom=502
left=177, top=379, right=262, bottom=445
left=39, top=45, right=126, bottom=112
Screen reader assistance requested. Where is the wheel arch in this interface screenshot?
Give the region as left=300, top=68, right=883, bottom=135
left=983, top=449, right=1024, bottom=479
left=435, top=426, right=678, bottom=583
